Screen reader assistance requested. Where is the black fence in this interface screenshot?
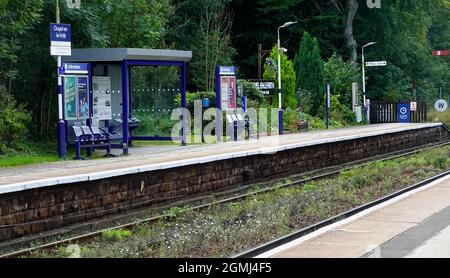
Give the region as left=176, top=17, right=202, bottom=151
left=370, top=101, right=427, bottom=124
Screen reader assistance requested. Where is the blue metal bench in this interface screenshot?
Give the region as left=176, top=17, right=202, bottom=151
left=73, top=126, right=113, bottom=160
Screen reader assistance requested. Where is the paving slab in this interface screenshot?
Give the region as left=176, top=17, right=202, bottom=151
left=269, top=175, right=450, bottom=258
left=0, top=123, right=442, bottom=195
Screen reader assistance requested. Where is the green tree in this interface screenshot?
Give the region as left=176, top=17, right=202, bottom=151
left=294, top=32, right=325, bottom=115
left=2, top=0, right=174, bottom=138
left=100, top=0, right=173, bottom=48
left=324, top=53, right=360, bottom=109
left=171, top=0, right=236, bottom=91
left=263, top=46, right=297, bottom=109
left=0, top=0, right=43, bottom=93
left=0, top=85, right=30, bottom=154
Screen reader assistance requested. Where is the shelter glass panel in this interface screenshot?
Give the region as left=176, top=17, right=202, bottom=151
left=130, top=66, right=182, bottom=139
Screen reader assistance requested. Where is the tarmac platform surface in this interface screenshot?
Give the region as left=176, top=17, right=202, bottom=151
left=0, top=123, right=442, bottom=196
left=258, top=173, right=450, bottom=258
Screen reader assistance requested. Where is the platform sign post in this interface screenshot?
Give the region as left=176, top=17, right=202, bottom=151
left=398, top=103, right=411, bottom=123
left=51, top=1, right=73, bottom=160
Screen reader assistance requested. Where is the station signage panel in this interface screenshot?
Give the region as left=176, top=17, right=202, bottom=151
left=366, top=61, right=387, bottom=67
left=50, top=23, right=72, bottom=56
left=432, top=50, right=449, bottom=57
left=218, top=66, right=236, bottom=76
left=435, top=99, right=448, bottom=113
left=62, top=63, right=89, bottom=75
left=216, top=66, right=237, bottom=111
left=398, top=103, right=411, bottom=123
left=249, top=80, right=275, bottom=96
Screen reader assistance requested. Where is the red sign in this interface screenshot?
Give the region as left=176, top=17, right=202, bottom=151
left=433, top=50, right=449, bottom=56
left=229, top=77, right=236, bottom=109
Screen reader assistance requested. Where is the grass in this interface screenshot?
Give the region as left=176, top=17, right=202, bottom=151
left=25, top=145, right=450, bottom=258
left=0, top=155, right=59, bottom=168
left=0, top=141, right=107, bottom=168
left=428, top=109, right=450, bottom=126
left=0, top=142, right=60, bottom=168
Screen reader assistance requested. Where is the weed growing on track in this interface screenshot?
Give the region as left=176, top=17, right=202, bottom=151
left=28, top=145, right=450, bottom=258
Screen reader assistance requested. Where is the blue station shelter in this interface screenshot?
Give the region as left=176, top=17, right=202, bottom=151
left=62, top=48, right=192, bottom=155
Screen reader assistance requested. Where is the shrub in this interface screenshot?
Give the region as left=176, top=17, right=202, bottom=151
left=0, top=86, right=31, bottom=154
left=174, top=91, right=216, bottom=111
left=101, top=229, right=133, bottom=241
left=264, top=46, right=297, bottom=110
left=237, top=80, right=265, bottom=105
left=318, top=94, right=356, bottom=125
left=324, top=53, right=360, bottom=110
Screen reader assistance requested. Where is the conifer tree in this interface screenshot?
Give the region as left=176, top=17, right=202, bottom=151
left=294, top=32, right=325, bottom=116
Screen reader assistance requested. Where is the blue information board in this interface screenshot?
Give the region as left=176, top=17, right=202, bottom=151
left=50, top=23, right=71, bottom=44
left=218, top=66, right=236, bottom=76
left=398, top=103, right=411, bottom=123
left=62, top=63, right=90, bottom=75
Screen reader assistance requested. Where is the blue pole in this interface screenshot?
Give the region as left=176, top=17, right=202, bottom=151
left=121, top=60, right=129, bottom=155
left=57, top=67, right=67, bottom=159
left=326, top=83, right=330, bottom=129
left=215, top=66, right=222, bottom=142
left=279, top=108, right=284, bottom=135
left=181, top=62, right=187, bottom=146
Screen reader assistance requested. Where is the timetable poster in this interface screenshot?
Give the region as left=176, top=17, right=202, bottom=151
left=64, top=76, right=77, bottom=120
left=221, top=76, right=229, bottom=110
left=93, top=76, right=112, bottom=120
left=77, top=77, right=89, bottom=119
left=228, top=77, right=236, bottom=110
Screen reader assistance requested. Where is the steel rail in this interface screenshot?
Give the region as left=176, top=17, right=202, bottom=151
left=233, top=170, right=450, bottom=258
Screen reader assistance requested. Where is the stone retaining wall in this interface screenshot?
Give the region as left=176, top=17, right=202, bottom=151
left=0, top=125, right=448, bottom=240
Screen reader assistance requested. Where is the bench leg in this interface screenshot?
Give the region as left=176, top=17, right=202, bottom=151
left=104, top=144, right=116, bottom=158
left=75, top=140, right=81, bottom=160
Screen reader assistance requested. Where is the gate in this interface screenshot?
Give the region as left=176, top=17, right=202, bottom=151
left=370, top=101, right=427, bottom=124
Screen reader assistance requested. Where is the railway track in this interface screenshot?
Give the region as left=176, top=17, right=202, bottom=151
left=234, top=170, right=450, bottom=258
left=1, top=141, right=449, bottom=258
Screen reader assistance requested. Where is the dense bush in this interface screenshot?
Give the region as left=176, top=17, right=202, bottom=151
left=264, top=47, right=297, bottom=110
left=283, top=108, right=345, bottom=132
left=174, top=91, right=216, bottom=111
left=0, top=86, right=31, bottom=154
left=237, top=80, right=265, bottom=105
left=318, top=94, right=356, bottom=125
left=324, top=54, right=360, bottom=110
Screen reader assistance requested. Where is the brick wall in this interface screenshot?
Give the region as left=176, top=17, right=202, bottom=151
left=0, top=126, right=448, bottom=241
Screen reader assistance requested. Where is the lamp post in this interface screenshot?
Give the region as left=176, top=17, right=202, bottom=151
left=277, top=21, right=297, bottom=135
left=362, top=42, right=377, bottom=120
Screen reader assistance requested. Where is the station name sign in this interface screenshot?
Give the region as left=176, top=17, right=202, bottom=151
left=248, top=80, right=275, bottom=96
left=50, top=23, right=72, bottom=56
left=218, top=66, right=236, bottom=76
left=432, top=50, right=449, bottom=57
left=366, top=61, right=387, bottom=67
left=61, top=63, right=89, bottom=75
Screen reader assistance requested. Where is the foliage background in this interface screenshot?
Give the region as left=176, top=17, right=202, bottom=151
left=0, top=0, right=449, bottom=153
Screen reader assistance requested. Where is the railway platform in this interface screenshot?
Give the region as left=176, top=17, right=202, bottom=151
left=0, top=123, right=443, bottom=195
left=0, top=123, right=448, bottom=240
left=258, top=174, right=450, bottom=258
